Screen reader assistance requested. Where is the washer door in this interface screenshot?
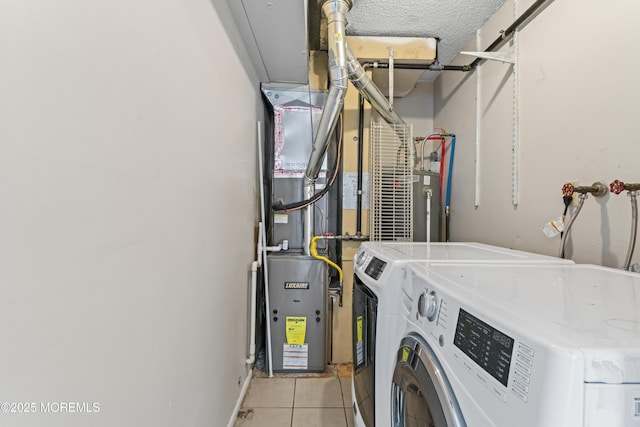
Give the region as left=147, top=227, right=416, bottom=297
left=352, top=274, right=378, bottom=427
left=391, top=335, right=466, bottom=427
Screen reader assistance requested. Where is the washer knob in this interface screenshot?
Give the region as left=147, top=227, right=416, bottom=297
left=418, top=291, right=438, bottom=321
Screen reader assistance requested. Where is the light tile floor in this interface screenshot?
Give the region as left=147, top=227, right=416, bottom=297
left=235, top=365, right=354, bottom=427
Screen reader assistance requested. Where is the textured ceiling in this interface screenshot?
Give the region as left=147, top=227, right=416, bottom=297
left=226, top=0, right=507, bottom=85
left=346, top=0, right=506, bottom=81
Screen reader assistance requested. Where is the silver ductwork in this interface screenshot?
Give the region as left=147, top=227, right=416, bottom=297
left=302, top=0, right=407, bottom=253
left=345, top=44, right=405, bottom=126
left=303, top=0, right=351, bottom=254
left=303, top=0, right=351, bottom=186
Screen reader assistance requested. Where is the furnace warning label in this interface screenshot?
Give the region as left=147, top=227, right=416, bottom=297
left=274, top=214, right=288, bottom=224
left=283, top=344, right=308, bottom=370
left=286, top=316, right=307, bottom=345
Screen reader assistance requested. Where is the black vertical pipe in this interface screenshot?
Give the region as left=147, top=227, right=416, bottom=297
left=356, top=94, right=364, bottom=235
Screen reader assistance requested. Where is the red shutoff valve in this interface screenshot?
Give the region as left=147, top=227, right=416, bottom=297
left=562, top=183, right=574, bottom=197
left=610, top=180, right=625, bottom=195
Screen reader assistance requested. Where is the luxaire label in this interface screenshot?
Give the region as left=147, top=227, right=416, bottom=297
left=284, top=282, right=309, bottom=290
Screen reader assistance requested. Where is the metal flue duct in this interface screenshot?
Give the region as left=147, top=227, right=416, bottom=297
left=345, top=44, right=405, bottom=125
left=303, top=0, right=409, bottom=253
left=302, top=0, right=351, bottom=254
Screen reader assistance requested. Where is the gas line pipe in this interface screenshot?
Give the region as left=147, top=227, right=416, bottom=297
left=309, top=234, right=368, bottom=307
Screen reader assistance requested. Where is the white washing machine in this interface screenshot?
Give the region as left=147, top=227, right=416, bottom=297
left=392, top=262, right=640, bottom=426
left=351, top=242, right=573, bottom=427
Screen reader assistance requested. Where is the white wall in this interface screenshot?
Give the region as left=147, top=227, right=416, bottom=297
left=434, top=0, right=640, bottom=266
left=0, top=1, right=259, bottom=426
left=395, top=82, right=435, bottom=137
left=394, top=82, right=436, bottom=167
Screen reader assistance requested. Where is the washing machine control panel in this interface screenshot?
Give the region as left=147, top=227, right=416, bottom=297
left=355, top=249, right=368, bottom=267
left=454, top=308, right=515, bottom=387
left=364, top=256, right=387, bottom=280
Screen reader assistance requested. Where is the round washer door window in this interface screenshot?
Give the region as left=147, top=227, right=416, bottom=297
left=391, top=335, right=466, bottom=427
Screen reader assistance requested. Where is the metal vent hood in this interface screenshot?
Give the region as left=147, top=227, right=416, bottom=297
left=226, top=0, right=310, bottom=84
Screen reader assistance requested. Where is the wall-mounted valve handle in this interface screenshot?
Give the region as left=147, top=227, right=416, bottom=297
left=610, top=180, right=625, bottom=195
left=610, top=180, right=640, bottom=194
left=562, top=183, right=574, bottom=196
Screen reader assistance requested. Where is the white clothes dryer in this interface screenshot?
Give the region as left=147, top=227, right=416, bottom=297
left=351, top=242, right=573, bottom=427
left=391, top=262, right=640, bottom=427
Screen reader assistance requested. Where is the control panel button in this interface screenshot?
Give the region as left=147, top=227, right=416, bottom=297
left=490, top=385, right=507, bottom=402
left=512, top=379, right=529, bottom=394
left=511, top=386, right=528, bottom=402
left=475, top=372, right=487, bottom=386
left=515, top=361, right=532, bottom=375
left=517, top=343, right=535, bottom=358
left=513, top=370, right=530, bottom=385
left=517, top=352, right=533, bottom=366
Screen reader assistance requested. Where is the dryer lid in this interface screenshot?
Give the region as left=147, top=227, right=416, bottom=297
left=358, top=241, right=573, bottom=264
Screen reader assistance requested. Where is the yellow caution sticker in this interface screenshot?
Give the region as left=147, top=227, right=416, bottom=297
left=357, top=316, right=363, bottom=343
left=286, top=316, right=307, bottom=345
left=402, top=346, right=410, bottom=362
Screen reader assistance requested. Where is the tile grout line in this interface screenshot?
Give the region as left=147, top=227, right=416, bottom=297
left=339, top=377, right=349, bottom=426
left=290, top=378, right=296, bottom=427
